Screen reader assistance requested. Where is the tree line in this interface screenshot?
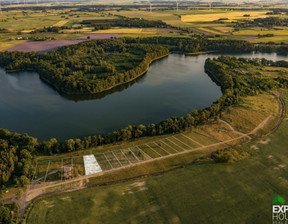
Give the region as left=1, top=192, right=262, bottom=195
left=81, top=18, right=168, bottom=30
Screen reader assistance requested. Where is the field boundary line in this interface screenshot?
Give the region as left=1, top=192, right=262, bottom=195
left=181, top=133, right=203, bottom=147
left=153, top=142, right=171, bottom=155
left=160, top=140, right=179, bottom=153
left=146, top=144, right=162, bottom=157
left=136, top=146, right=152, bottom=160
left=111, top=151, right=123, bottom=167
left=103, top=153, right=114, bottom=169
left=166, top=138, right=186, bottom=151
left=171, top=135, right=192, bottom=149
left=43, top=161, right=51, bottom=183
left=129, top=148, right=140, bottom=162
left=120, top=149, right=132, bottom=165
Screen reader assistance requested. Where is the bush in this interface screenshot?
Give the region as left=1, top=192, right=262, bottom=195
left=211, top=148, right=250, bottom=163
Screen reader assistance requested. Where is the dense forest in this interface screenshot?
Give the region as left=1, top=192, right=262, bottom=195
left=0, top=129, right=36, bottom=189
left=0, top=202, right=19, bottom=224
left=81, top=18, right=168, bottom=30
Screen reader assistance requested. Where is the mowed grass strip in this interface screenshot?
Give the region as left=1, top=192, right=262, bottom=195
left=53, top=20, right=68, bottom=27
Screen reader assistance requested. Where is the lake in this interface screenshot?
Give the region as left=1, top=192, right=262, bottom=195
left=0, top=52, right=287, bottom=141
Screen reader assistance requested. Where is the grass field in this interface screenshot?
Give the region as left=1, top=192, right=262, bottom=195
left=221, top=93, right=279, bottom=133
left=0, top=10, right=117, bottom=32
left=26, top=92, right=288, bottom=224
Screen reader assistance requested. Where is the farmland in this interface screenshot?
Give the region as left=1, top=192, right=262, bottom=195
left=5, top=34, right=121, bottom=52
left=0, top=7, right=286, bottom=52
left=181, top=10, right=269, bottom=22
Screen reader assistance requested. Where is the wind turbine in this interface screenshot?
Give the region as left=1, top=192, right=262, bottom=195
left=149, top=0, right=152, bottom=13
left=208, top=0, right=213, bottom=10
left=176, top=0, right=179, bottom=11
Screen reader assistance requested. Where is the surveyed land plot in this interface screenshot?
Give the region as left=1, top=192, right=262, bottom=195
left=33, top=161, right=50, bottom=182
left=146, top=142, right=170, bottom=156
left=73, top=157, right=85, bottom=177
left=137, top=145, right=161, bottom=159
left=32, top=130, right=226, bottom=182
left=121, top=148, right=140, bottom=164
left=94, top=153, right=113, bottom=171
left=112, top=150, right=131, bottom=166
left=103, top=151, right=123, bottom=168
left=160, top=138, right=185, bottom=152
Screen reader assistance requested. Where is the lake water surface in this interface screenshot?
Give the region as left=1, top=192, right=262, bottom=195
left=0, top=52, right=287, bottom=141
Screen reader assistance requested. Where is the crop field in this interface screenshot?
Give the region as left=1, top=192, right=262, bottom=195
left=234, top=28, right=288, bottom=36
left=4, top=34, right=121, bottom=52
left=53, top=20, right=68, bottom=27
left=181, top=10, right=270, bottom=22
left=92, top=28, right=158, bottom=34
left=228, top=28, right=288, bottom=43
left=197, top=27, right=222, bottom=35
left=26, top=91, right=288, bottom=224
left=213, top=26, right=234, bottom=33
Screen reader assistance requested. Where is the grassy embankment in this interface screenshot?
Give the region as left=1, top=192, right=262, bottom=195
left=25, top=90, right=288, bottom=224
